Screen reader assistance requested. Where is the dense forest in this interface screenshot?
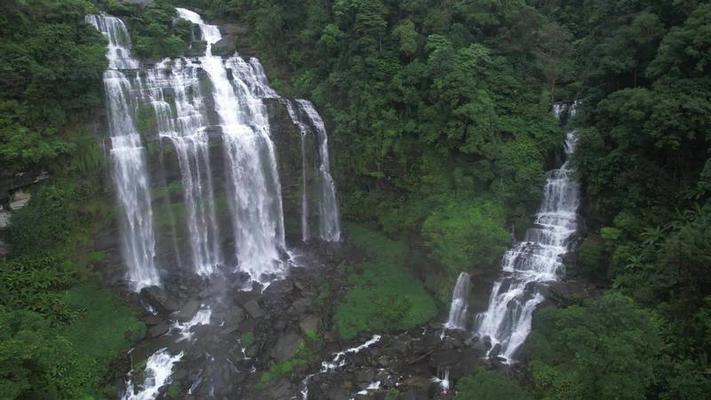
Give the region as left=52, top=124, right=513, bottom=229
left=0, top=0, right=709, bottom=399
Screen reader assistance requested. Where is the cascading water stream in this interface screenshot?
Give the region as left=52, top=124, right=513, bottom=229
left=285, top=99, right=342, bottom=242
left=89, top=8, right=344, bottom=397
left=141, top=59, right=223, bottom=275
left=176, top=8, right=286, bottom=282
left=443, top=272, right=471, bottom=330
left=475, top=104, right=579, bottom=362
left=86, top=15, right=160, bottom=291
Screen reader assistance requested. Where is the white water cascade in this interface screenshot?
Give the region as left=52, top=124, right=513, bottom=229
left=86, top=15, right=160, bottom=291
left=475, top=105, right=579, bottom=362
left=443, top=272, right=471, bottom=330
left=142, top=60, right=224, bottom=276
left=286, top=99, right=342, bottom=242
left=176, top=8, right=286, bottom=282
left=122, top=348, right=183, bottom=400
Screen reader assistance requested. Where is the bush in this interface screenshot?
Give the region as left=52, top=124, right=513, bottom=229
left=335, top=224, right=437, bottom=339
left=422, top=200, right=510, bottom=272
left=7, top=185, right=78, bottom=255
left=456, top=369, right=533, bottom=400
left=527, top=293, right=662, bottom=400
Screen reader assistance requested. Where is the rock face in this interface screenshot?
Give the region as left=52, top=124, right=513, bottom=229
left=211, top=37, right=236, bottom=56
left=270, top=331, right=302, bottom=362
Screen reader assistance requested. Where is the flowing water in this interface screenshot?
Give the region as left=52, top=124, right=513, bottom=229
left=122, top=348, right=183, bottom=400
left=88, top=7, right=344, bottom=398
left=443, top=272, right=471, bottom=330
left=475, top=105, right=579, bottom=362
left=142, top=59, right=223, bottom=276
left=285, top=99, right=342, bottom=242
left=177, top=8, right=287, bottom=282
left=86, top=15, right=160, bottom=291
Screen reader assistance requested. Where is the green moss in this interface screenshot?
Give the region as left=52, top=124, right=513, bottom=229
left=166, top=383, right=181, bottom=398
left=241, top=331, right=255, bottom=347
left=334, top=223, right=437, bottom=339
left=154, top=201, right=187, bottom=227
left=260, top=341, right=308, bottom=383
left=135, top=103, right=158, bottom=137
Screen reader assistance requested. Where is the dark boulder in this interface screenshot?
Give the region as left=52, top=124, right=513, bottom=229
left=270, top=331, right=302, bottom=362
left=211, top=37, right=236, bottom=57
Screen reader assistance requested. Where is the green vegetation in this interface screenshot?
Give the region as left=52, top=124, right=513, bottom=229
left=527, top=293, right=662, bottom=400
left=216, top=0, right=567, bottom=280
left=260, top=331, right=320, bottom=383
left=335, top=224, right=436, bottom=339
left=96, top=0, right=193, bottom=59
left=457, top=369, right=532, bottom=400
left=422, top=200, right=510, bottom=272
left=241, top=331, right=255, bottom=347
left=0, top=182, right=144, bottom=399
left=0, top=0, right=106, bottom=173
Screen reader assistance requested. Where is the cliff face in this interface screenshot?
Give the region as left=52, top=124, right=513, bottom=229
left=89, top=64, right=321, bottom=287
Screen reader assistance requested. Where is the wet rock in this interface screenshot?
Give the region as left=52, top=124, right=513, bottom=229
left=231, top=305, right=245, bottom=323
left=327, top=386, right=350, bottom=400
left=186, top=40, right=207, bottom=57
left=141, top=286, right=181, bottom=313
left=211, top=37, right=236, bottom=56
left=273, top=318, right=287, bottom=331
left=175, top=299, right=201, bottom=321
left=546, top=280, right=596, bottom=306
left=148, top=323, right=169, bottom=338
left=299, top=314, right=319, bottom=334
left=291, top=297, right=311, bottom=314
left=270, top=331, right=302, bottom=362
left=429, top=348, right=480, bottom=380
left=9, top=189, right=30, bottom=210
left=244, top=299, right=264, bottom=319
left=489, top=343, right=502, bottom=358
left=265, top=378, right=294, bottom=399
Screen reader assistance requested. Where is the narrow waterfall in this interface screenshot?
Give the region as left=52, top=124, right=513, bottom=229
left=475, top=105, right=579, bottom=362
left=86, top=15, right=160, bottom=291
left=176, top=8, right=286, bottom=281
left=443, top=272, right=471, bottom=330
left=142, top=60, right=223, bottom=276
left=285, top=99, right=341, bottom=242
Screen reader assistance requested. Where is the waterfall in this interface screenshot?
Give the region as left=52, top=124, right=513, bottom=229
left=141, top=60, right=223, bottom=276
left=86, top=15, right=160, bottom=291
left=475, top=104, right=579, bottom=362
left=122, top=348, right=183, bottom=400
left=90, top=8, right=342, bottom=289
left=443, top=272, right=471, bottom=330
left=285, top=99, right=342, bottom=242
left=176, top=8, right=286, bottom=281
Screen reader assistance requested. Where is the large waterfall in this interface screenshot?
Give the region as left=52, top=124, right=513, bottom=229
left=176, top=8, right=286, bottom=281
left=88, top=10, right=340, bottom=288
left=475, top=105, right=579, bottom=362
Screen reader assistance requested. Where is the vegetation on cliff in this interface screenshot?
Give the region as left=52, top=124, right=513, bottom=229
left=0, top=0, right=709, bottom=398
left=1, top=1, right=144, bottom=398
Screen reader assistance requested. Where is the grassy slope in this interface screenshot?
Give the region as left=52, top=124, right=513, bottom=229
left=335, top=223, right=437, bottom=339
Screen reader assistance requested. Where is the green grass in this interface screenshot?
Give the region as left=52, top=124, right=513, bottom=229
left=60, top=284, right=145, bottom=392
left=334, top=223, right=437, bottom=339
